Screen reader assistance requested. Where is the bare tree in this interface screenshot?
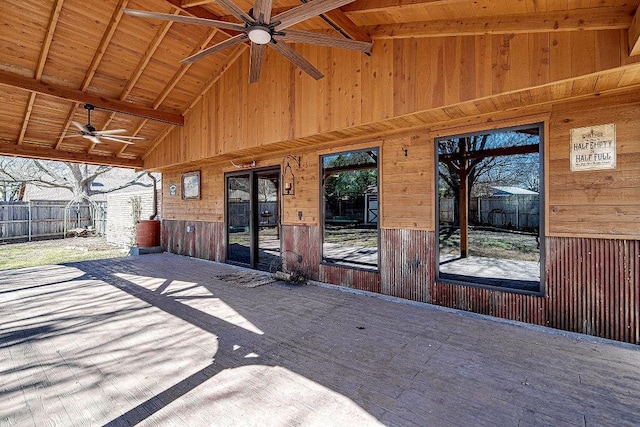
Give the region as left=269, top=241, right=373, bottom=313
left=0, top=157, right=153, bottom=202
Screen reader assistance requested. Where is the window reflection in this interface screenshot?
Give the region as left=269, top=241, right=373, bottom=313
left=322, top=149, right=379, bottom=270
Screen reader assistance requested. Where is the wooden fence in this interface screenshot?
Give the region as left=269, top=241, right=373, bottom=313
left=440, top=195, right=539, bottom=231
left=0, top=201, right=106, bottom=242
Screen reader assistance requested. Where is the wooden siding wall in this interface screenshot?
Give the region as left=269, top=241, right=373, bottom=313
left=145, top=30, right=627, bottom=168
left=157, top=81, right=640, bottom=344
left=162, top=167, right=225, bottom=222
left=162, top=219, right=225, bottom=262
left=547, top=96, right=640, bottom=238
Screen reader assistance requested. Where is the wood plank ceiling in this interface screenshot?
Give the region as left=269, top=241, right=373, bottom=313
left=0, top=0, right=639, bottom=169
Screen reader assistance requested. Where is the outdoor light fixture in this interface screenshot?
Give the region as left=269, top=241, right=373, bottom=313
left=248, top=26, right=271, bottom=45
left=282, top=155, right=300, bottom=196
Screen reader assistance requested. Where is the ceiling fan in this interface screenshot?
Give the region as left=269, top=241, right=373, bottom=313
left=123, top=0, right=372, bottom=83
left=63, top=104, right=146, bottom=145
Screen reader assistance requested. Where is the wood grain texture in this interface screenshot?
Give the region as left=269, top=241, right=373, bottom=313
left=162, top=219, right=225, bottom=261
left=160, top=90, right=640, bottom=239
left=145, top=30, right=635, bottom=169
left=547, top=95, right=640, bottom=238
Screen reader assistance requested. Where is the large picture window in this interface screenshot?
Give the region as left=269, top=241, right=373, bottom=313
left=436, top=124, right=544, bottom=293
left=321, top=148, right=379, bottom=270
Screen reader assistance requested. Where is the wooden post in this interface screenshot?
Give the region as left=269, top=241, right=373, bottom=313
left=459, top=138, right=469, bottom=258
left=459, top=168, right=468, bottom=258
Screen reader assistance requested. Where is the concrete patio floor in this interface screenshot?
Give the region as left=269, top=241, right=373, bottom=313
left=1, top=253, right=639, bottom=426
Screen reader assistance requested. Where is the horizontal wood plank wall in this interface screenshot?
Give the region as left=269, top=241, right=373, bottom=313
left=548, top=97, right=640, bottom=238
left=381, top=228, right=434, bottom=302
left=433, top=236, right=640, bottom=344
left=282, top=155, right=319, bottom=226
left=381, top=134, right=434, bottom=230
left=162, top=166, right=224, bottom=222
left=162, top=219, right=225, bottom=262
left=145, top=30, right=625, bottom=169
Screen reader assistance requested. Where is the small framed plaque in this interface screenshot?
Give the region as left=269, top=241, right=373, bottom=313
left=570, top=123, right=616, bottom=172
left=181, top=171, right=201, bottom=200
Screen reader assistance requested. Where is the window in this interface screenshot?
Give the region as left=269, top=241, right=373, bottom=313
left=436, top=124, right=543, bottom=293
left=321, top=148, right=379, bottom=270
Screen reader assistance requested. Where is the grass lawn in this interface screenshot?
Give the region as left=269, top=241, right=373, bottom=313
left=0, top=237, right=129, bottom=270
left=440, top=226, right=540, bottom=261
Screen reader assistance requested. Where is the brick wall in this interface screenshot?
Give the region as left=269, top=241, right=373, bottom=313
left=106, top=190, right=160, bottom=247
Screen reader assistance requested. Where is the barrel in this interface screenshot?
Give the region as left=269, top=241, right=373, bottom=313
left=136, top=219, right=160, bottom=247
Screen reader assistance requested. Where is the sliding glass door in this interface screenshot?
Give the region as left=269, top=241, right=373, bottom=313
left=226, top=168, right=280, bottom=271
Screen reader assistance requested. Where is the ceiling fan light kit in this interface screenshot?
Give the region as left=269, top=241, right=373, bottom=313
left=248, top=26, right=272, bottom=45
left=123, top=0, right=372, bottom=83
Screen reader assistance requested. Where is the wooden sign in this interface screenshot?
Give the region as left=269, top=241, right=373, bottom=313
left=570, top=123, right=616, bottom=171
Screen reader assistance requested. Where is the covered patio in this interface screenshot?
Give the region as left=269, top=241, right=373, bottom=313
left=1, top=253, right=638, bottom=426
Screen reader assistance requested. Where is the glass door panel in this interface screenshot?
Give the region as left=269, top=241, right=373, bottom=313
left=227, top=174, right=251, bottom=265
left=257, top=171, right=280, bottom=271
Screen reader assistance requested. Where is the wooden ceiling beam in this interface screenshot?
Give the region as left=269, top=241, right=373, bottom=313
left=181, top=0, right=214, bottom=7
left=629, top=5, right=640, bottom=56
left=0, top=140, right=143, bottom=168
left=117, top=120, right=148, bottom=157
left=17, top=94, right=38, bottom=146
left=153, top=28, right=219, bottom=109
left=343, top=0, right=466, bottom=13
left=56, top=0, right=130, bottom=152
left=322, top=9, right=372, bottom=44
left=17, top=0, right=65, bottom=146
left=82, top=0, right=130, bottom=92
left=164, top=0, right=225, bottom=20
left=95, top=8, right=180, bottom=154
left=144, top=44, right=246, bottom=161
left=0, top=70, right=184, bottom=126
left=367, top=8, right=633, bottom=39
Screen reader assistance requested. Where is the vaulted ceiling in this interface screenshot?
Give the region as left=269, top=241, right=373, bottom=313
left=1, top=0, right=640, bottom=169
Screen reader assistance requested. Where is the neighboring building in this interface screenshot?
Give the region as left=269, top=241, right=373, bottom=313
left=22, top=171, right=159, bottom=245
left=491, top=186, right=539, bottom=196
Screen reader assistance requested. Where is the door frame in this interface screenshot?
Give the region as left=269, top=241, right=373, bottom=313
left=225, top=166, right=281, bottom=269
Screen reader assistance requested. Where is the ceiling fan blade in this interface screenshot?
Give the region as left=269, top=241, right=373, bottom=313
left=216, top=0, right=255, bottom=24
left=269, top=41, right=323, bottom=80
left=100, top=135, right=147, bottom=140
left=82, top=135, right=102, bottom=145
left=100, top=136, right=136, bottom=145
left=61, top=134, right=83, bottom=138
left=273, top=0, right=354, bottom=31
left=252, top=0, right=273, bottom=23
left=72, top=121, right=88, bottom=132
left=182, top=34, right=247, bottom=64
left=123, top=9, right=246, bottom=32
left=95, top=129, right=128, bottom=135
left=275, top=29, right=372, bottom=53
left=249, top=43, right=266, bottom=83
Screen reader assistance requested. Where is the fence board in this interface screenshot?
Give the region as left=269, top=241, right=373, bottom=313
left=0, top=201, right=105, bottom=242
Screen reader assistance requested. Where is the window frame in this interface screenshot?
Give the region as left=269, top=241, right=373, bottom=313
left=434, top=122, right=546, bottom=296
left=320, top=147, right=381, bottom=272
